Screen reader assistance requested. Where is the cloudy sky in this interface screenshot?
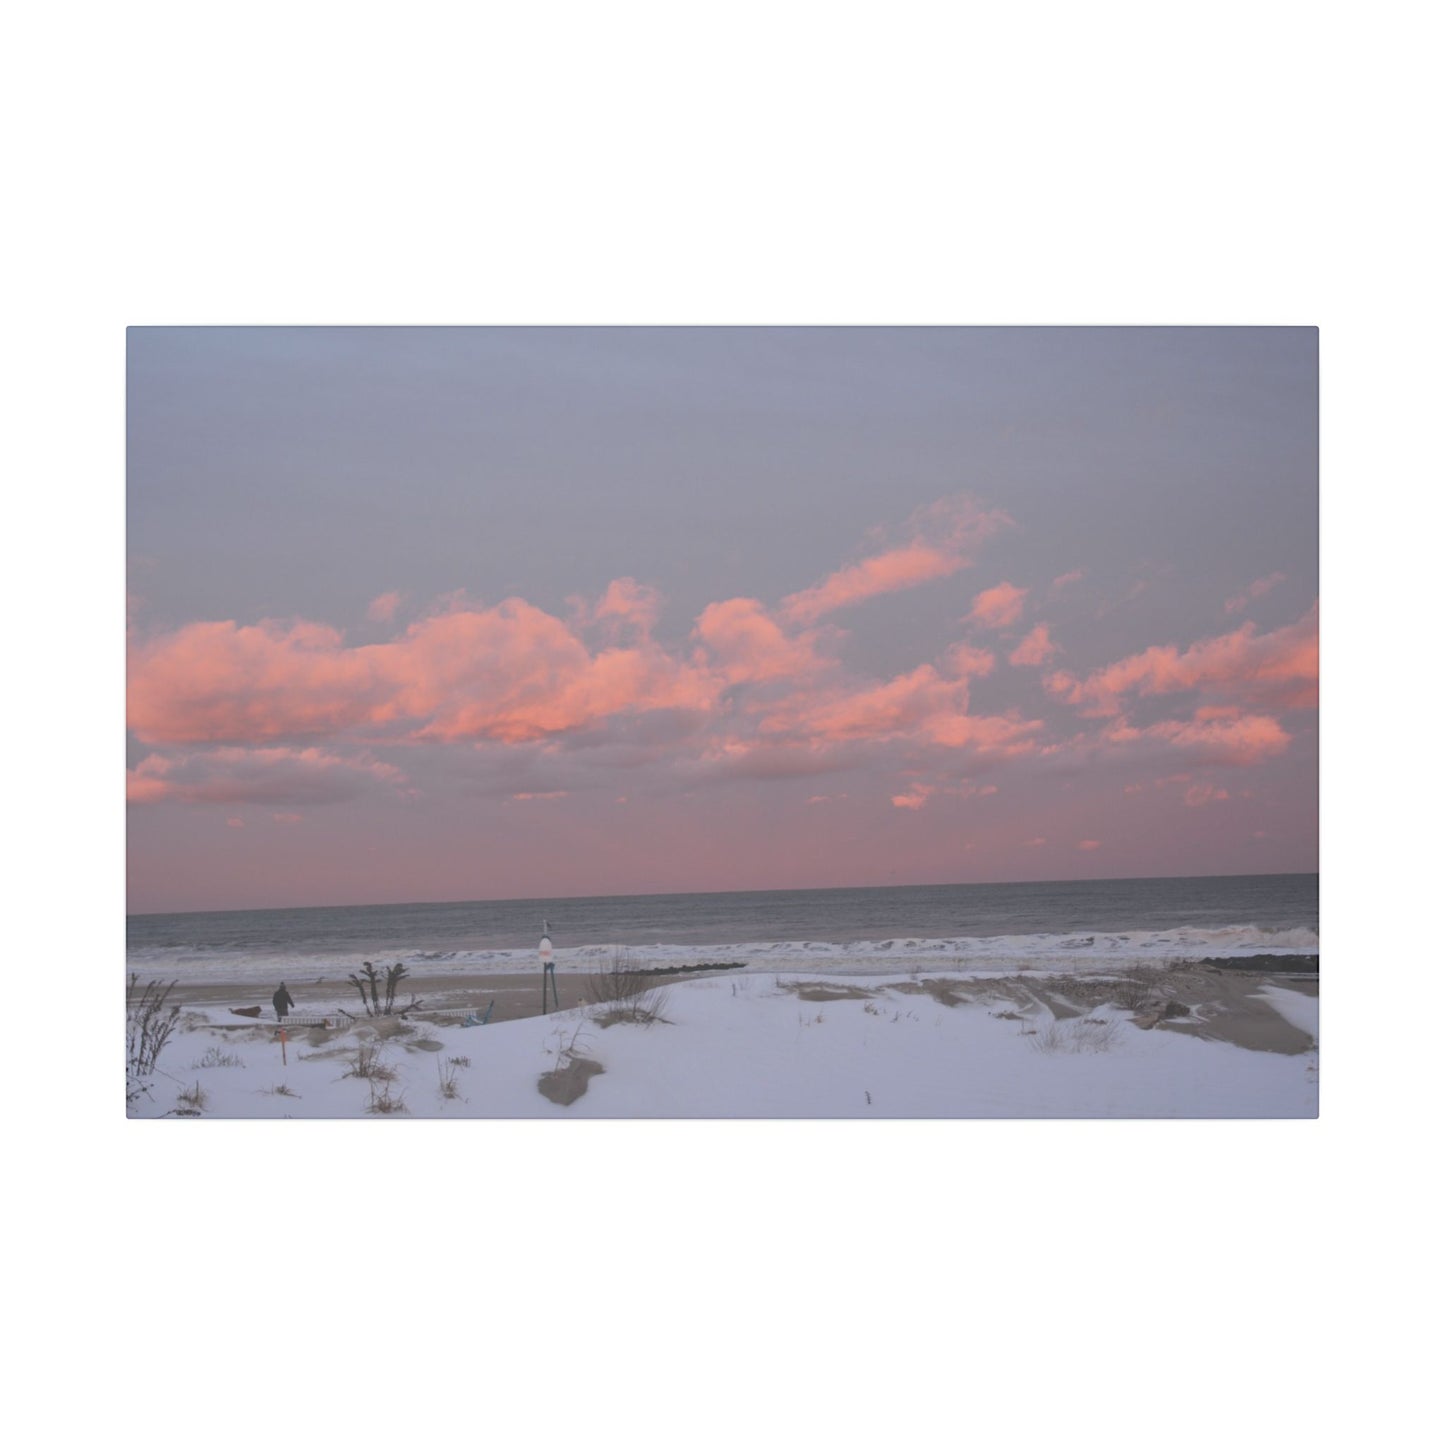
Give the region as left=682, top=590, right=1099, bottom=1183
left=126, top=327, right=1317, bottom=914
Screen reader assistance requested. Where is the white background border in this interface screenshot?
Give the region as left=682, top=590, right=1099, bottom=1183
left=8, top=3, right=1433, bottom=1441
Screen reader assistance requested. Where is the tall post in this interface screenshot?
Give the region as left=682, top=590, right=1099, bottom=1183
left=540, top=923, right=553, bottom=1016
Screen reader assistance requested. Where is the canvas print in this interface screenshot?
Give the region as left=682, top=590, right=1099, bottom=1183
left=126, top=327, right=1319, bottom=1118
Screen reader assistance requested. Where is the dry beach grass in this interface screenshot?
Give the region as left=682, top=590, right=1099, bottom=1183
left=157, top=959, right=1316, bottom=1056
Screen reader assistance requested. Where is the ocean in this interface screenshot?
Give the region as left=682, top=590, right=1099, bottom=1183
left=126, top=873, right=1319, bottom=985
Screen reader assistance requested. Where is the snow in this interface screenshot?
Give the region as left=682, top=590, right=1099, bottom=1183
left=1255, top=983, right=1320, bottom=1043
left=128, top=970, right=1318, bottom=1119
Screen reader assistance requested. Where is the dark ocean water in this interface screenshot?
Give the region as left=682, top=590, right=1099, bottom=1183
left=127, top=873, right=1318, bottom=984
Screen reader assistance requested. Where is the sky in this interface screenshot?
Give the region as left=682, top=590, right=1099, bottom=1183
left=126, top=327, right=1317, bottom=914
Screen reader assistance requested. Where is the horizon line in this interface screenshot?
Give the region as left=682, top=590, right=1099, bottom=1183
left=127, top=867, right=1319, bottom=920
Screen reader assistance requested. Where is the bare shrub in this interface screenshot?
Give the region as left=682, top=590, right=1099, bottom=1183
left=194, top=1046, right=244, bottom=1069
left=1029, top=1018, right=1121, bottom=1055
left=1110, top=962, right=1166, bottom=1012
left=177, top=1080, right=207, bottom=1111
left=263, top=1083, right=298, bottom=1098
left=344, top=960, right=419, bottom=1017
left=437, top=1057, right=464, bottom=1101
left=365, top=1079, right=407, bottom=1114
left=1113, top=982, right=1153, bottom=1012
left=587, top=949, right=668, bottom=1026
left=345, top=1041, right=397, bottom=1082
left=538, top=1023, right=603, bottom=1105
left=586, top=948, right=650, bottom=1005
left=127, top=975, right=180, bottom=1104
left=547, top=1019, right=591, bottom=1070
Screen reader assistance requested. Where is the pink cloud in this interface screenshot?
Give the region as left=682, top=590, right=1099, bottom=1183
left=781, top=495, right=1009, bottom=623
left=126, top=754, right=175, bottom=803
left=127, top=619, right=388, bottom=744
left=399, top=604, right=720, bottom=745
left=126, top=501, right=1016, bottom=756
left=967, top=582, right=1027, bottom=630
left=1044, top=604, right=1318, bottom=717
left=693, top=597, right=830, bottom=686
left=944, top=643, right=996, bottom=678
left=720, top=636, right=1046, bottom=763
left=1225, top=572, right=1287, bottom=615
left=1009, top=624, right=1058, bottom=667
left=1076, top=839, right=1102, bottom=851
left=385, top=601, right=641, bottom=742
left=126, top=747, right=407, bottom=807
left=1051, top=569, right=1084, bottom=590
left=891, top=784, right=935, bottom=810
left=129, top=597, right=723, bottom=748
left=125, top=772, right=173, bottom=803
left=1104, top=711, right=1291, bottom=766
left=759, top=664, right=967, bottom=744
left=1024, top=837, right=1046, bottom=848
left=890, top=778, right=999, bottom=809
left=125, top=492, right=1312, bottom=860
left=226, top=817, right=245, bottom=828
left=367, top=591, right=403, bottom=623
left=755, top=663, right=1041, bottom=758
left=782, top=544, right=958, bottom=622
left=589, top=577, right=662, bottom=638
left=923, top=711, right=1043, bottom=755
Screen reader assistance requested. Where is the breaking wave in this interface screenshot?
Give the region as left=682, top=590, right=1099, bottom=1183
left=126, top=921, right=1319, bottom=984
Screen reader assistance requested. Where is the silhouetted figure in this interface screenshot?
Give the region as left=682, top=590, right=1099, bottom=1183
left=273, top=983, right=295, bottom=1021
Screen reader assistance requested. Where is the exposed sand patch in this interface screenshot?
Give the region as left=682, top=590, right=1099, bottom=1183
left=1155, top=971, right=1316, bottom=1054
left=537, top=1057, right=604, bottom=1106
left=783, top=983, right=879, bottom=1003
left=889, top=979, right=967, bottom=1008
left=878, top=966, right=1317, bottom=1056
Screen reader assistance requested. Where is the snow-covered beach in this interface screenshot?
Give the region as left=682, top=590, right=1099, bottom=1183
left=127, top=958, right=1318, bottom=1119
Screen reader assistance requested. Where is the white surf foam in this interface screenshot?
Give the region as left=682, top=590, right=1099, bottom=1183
left=126, top=922, right=1319, bottom=984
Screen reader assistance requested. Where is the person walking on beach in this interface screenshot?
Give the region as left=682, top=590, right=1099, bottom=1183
left=273, top=982, right=295, bottom=1022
